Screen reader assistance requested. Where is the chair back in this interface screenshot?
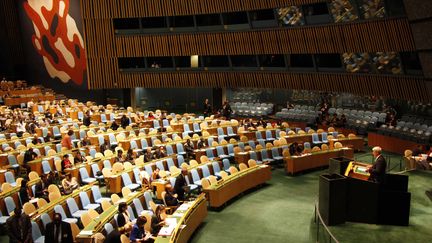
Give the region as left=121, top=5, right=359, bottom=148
left=229, top=166, right=238, bottom=174
left=239, top=163, right=248, bottom=171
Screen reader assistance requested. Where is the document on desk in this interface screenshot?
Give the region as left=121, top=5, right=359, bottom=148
left=158, top=218, right=178, bottom=236
left=79, top=230, right=94, bottom=236
left=172, top=212, right=185, bottom=218
left=177, top=202, right=191, bottom=211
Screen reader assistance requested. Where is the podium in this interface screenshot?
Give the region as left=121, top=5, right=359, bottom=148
left=318, top=161, right=411, bottom=226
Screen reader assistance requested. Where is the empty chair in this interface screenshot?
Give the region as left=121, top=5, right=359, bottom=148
left=132, top=168, right=142, bottom=185
left=155, top=161, right=168, bottom=174
left=41, top=160, right=52, bottom=175
left=144, top=165, right=153, bottom=176
left=249, top=151, right=262, bottom=164
left=193, top=123, right=201, bottom=133
left=127, top=206, right=137, bottom=224
left=141, top=139, right=150, bottom=150
left=216, top=146, right=230, bottom=159
left=166, top=158, right=176, bottom=170
left=201, top=165, right=211, bottom=179
left=80, top=167, right=96, bottom=184
left=89, top=148, right=97, bottom=158
left=101, top=114, right=107, bottom=123
left=182, top=131, right=189, bottom=139
left=260, top=149, right=274, bottom=164
left=143, top=191, right=153, bottom=210
left=212, top=162, right=222, bottom=177
left=321, top=132, right=329, bottom=143
left=67, top=198, right=87, bottom=219
left=153, top=120, right=160, bottom=130
left=248, top=140, right=256, bottom=150
left=190, top=169, right=202, bottom=186
left=98, top=135, right=105, bottom=147
left=54, top=205, right=78, bottom=224
left=256, top=131, right=265, bottom=142
left=52, top=126, right=62, bottom=139
left=227, top=126, right=236, bottom=137
left=275, top=129, right=281, bottom=139
left=4, top=172, right=16, bottom=187
left=205, top=148, right=215, bottom=160
left=312, top=133, right=322, bottom=145
left=80, top=191, right=100, bottom=210
left=265, top=130, right=275, bottom=141
left=227, top=144, right=235, bottom=157
left=162, top=119, right=170, bottom=127
left=165, top=145, right=174, bottom=156
left=31, top=221, right=45, bottom=242
left=103, top=160, right=112, bottom=169
left=130, top=140, right=139, bottom=151
left=207, top=137, right=214, bottom=146
left=121, top=173, right=140, bottom=191
left=183, top=124, right=192, bottom=133
left=176, top=143, right=186, bottom=156
left=222, top=159, right=231, bottom=174
left=78, top=111, right=84, bottom=120
left=5, top=196, right=16, bottom=214
left=217, top=127, right=226, bottom=138
left=271, top=148, right=283, bottom=161
left=91, top=185, right=110, bottom=204
left=133, top=198, right=145, bottom=215
left=177, top=155, right=185, bottom=165
left=109, top=133, right=118, bottom=147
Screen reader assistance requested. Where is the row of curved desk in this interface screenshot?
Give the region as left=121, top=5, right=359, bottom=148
left=284, top=148, right=354, bottom=175
left=75, top=193, right=208, bottom=243
left=203, top=165, right=272, bottom=208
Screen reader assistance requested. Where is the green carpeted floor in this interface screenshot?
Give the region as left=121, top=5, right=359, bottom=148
left=1, top=150, right=431, bottom=243
left=190, top=151, right=432, bottom=243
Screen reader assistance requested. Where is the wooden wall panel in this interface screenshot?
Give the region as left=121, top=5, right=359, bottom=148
left=81, top=0, right=327, bottom=18
left=85, top=63, right=431, bottom=101
left=113, top=18, right=415, bottom=57
left=80, top=0, right=431, bottom=101
left=0, top=0, right=25, bottom=72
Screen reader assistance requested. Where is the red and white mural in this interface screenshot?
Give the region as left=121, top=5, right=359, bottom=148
left=23, top=0, right=86, bottom=85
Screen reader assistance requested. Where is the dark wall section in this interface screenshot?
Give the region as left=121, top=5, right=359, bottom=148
left=403, top=0, right=432, bottom=99
left=403, top=0, right=432, bottom=20
left=0, top=0, right=26, bottom=79
left=135, top=88, right=213, bottom=113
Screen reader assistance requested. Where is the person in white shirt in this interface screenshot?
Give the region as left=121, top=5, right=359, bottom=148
left=16, top=121, right=26, bottom=137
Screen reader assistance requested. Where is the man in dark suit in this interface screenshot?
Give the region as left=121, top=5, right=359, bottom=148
left=6, top=207, right=32, bottom=243
left=44, top=213, right=73, bottom=243
left=368, top=146, right=387, bottom=183
left=83, top=111, right=91, bottom=126
left=203, top=99, right=212, bottom=117
left=174, top=168, right=189, bottom=201
left=221, top=101, right=232, bottom=120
